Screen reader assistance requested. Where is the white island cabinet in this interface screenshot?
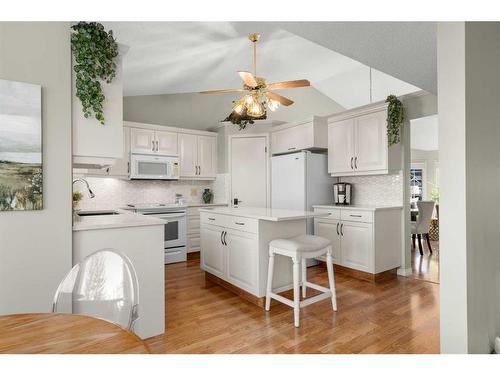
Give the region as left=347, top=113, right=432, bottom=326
left=199, top=207, right=327, bottom=304
left=73, top=210, right=165, bottom=339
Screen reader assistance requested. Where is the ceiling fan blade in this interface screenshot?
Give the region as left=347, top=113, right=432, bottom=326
left=266, top=79, right=310, bottom=90
left=238, top=71, right=258, bottom=88
left=199, top=88, right=245, bottom=95
left=265, top=92, right=294, bottom=106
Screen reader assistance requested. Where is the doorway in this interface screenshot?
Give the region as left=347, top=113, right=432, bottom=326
left=228, top=134, right=270, bottom=208
left=409, top=114, right=439, bottom=283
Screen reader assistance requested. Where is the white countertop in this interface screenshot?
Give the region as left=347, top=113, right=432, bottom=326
left=73, top=209, right=165, bottom=231
left=188, top=202, right=228, bottom=207
left=313, top=204, right=403, bottom=211
left=198, top=206, right=328, bottom=222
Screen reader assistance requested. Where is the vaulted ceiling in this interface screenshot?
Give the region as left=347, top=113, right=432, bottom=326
left=104, top=22, right=434, bottom=110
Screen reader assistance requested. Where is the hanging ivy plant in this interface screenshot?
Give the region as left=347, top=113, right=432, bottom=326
left=386, top=94, right=405, bottom=146
left=71, top=22, right=119, bottom=125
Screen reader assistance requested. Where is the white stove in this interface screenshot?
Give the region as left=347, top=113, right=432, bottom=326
left=127, top=203, right=187, bottom=264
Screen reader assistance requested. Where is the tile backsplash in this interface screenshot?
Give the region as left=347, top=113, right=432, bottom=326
left=340, top=171, right=403, bottom=206
left=74, top=173, right=229, bottom=211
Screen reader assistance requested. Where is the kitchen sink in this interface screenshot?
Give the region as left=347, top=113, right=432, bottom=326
left=76, top=210, right=120, bottom=217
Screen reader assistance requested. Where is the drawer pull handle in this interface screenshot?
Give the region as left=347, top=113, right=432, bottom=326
left=350, top=214, right=362, bottom=217
left=235, top=222, right=245, bottom=225
left=208, top=217, right=216, bottom=221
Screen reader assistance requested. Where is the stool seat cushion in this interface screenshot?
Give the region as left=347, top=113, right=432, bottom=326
left=270, top=234, right=331, bottom=253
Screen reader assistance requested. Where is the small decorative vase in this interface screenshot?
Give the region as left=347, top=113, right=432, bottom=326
left=202, top=188, right=213, bottom=204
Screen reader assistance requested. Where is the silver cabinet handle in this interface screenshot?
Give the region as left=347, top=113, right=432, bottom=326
left=208, top=217, right=216, bottom=221
left=220, top=231, right=224, bottom=245
left=127, top=162, right=130, bottom=174
left=198, top=165, right=201, bottom=175
left=340, top=223, right=344, bottom=236
left=152, top=140, right=155, bottom=152
left=235, top=222, right=245, bottom=226
left=350, top=214, right=362, bottom=218
left=288, top=147, right=296, bottom=150
left=156, top=140, right=159, bottom=152
left=354, top=156, right=358, bottom=169
left=223, top=231, right=227, bottom=246
left=350, top=157, right=354, bottom=169
left=336, top=222, right=339, bottom=235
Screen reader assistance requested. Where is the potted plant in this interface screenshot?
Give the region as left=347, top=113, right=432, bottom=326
left=73, top=191, right=83, bottom=210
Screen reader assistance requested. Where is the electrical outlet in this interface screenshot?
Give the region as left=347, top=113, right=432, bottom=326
left=191, top=188, right=198, bottom=197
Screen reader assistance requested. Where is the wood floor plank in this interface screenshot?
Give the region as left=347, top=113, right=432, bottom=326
left=146, top=257, right=440, bottom=354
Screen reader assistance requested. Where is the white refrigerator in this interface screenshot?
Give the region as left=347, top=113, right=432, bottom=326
left=271, top=151, right=336, bottom=235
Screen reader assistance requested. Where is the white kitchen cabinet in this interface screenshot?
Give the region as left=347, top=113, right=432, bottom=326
left=72, top=45, right=128, bottom=168
left=187, top=204, right=227, bottom=253
left=106, top=126, right=131, bottom=177
left=314, top=218, right=341, bottom=263
left=313, top=206, right=402, bottom=275
left=178, top=133, right=217, bottom=180
left=130, top=128, right=178, bottom=156
left=340, top=221, right=373, bottom=273
left=327, top=104, right=401, bottom=177
left=271, top=116, right=328, bottom=155
left=200, top=224, right=225, bottom=278
left=225, top=229, right=258, bottom=291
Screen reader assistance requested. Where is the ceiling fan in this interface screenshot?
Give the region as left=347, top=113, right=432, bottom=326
left=199, top=33, right=310, bottom=128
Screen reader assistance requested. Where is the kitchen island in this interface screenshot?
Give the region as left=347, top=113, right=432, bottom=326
left=199, top=206, right=327, bottom=306
left=73, top=210, right=165, bottom=339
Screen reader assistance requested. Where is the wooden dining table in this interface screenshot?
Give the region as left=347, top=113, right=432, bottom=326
left=0, top=313, right=150, bottom=354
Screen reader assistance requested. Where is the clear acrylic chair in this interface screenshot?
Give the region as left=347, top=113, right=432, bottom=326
left=52, top=249, right=139, bottom=332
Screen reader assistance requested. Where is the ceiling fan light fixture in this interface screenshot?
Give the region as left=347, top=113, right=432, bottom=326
left=266, top=97, right=280, bottom=112
left=247, top=101, right=265, bottom=117
left=232, top=102, right=245, bottom=115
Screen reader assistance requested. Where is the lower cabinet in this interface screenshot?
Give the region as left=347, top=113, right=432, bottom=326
left=314, top=207, right=401, bottom=274
left=200, top=224, right=225, bottom=278
left=201, top=224, right=258, bottom=294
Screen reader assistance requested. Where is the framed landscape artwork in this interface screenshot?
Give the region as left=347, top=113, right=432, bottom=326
left=0, top=79, right=42, bottom=211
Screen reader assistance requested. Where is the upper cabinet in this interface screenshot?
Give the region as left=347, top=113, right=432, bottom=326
left=327, top=104, right=401, bottom=177
left=178, top=133, right=217, bottom=180
left=72, top=45, right=128, bottom=169
left=130, top=128, right=178, bottom=156
left=271, top=116, right=328, bottom=155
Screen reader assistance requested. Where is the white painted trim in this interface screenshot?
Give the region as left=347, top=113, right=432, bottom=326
left=209, top=119, right=285, bottom=131
left=411, top=160, right=428, bottom=200
left=325, top=101, right=389, bottom=124
left=397, top=267, right=413, bottom=277
left=270, top=116, right=327, bottom=132
left=227, top=133, right=271, bottom=209
left=124, top=121, right=217, bottom=137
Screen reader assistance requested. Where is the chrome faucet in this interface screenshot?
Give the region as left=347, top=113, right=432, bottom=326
left=73, top=178, right=95, bottom=198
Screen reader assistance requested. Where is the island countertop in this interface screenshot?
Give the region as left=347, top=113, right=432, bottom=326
left=198, top=206, right=328, bottom=222
left=73, top=209, right=165, bottom=231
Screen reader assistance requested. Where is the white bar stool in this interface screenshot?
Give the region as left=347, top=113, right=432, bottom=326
left=265, top=234, right=337, bottom=327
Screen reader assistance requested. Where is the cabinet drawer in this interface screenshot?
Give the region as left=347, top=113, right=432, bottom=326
left=225, top=216, right=259, bottom=233
left=200, top=212, right=226, bottom=226
left=314, top=208, right=341, bottom=220
left=340, top=209, right=373, bottom=223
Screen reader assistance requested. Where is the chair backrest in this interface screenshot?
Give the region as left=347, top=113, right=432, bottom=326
left=52, top=249, right=139, bottom=332
left=416, top=200, right=435, bottom=233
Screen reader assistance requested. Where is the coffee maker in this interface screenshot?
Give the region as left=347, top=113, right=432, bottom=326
left=333, top=182, right=352, bottom=205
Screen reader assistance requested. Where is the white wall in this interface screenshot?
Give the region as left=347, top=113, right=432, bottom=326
left=438, top=22, right=500, bottom=354
left=0, top=22, right=72, bottom=313
left=123, top=86, right=344, bottom=131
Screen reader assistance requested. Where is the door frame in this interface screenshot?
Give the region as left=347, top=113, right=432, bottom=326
left=228, top=133, right=270, bottom=208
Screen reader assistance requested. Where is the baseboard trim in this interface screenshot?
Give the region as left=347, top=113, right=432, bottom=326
left=397, top=267, right=413, bottom=277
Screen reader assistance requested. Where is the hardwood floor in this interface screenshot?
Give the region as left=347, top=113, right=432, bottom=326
left=145, top=255, right=440, bottom=354
left=410, top=240, right=439, bottom=284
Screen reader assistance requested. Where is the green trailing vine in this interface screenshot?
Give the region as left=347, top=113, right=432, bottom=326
left=71, top=22, right=119, bottom=125
left=386, top=94, right=405, bottom=146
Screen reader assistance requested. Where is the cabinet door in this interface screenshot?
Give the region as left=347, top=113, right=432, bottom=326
left=155, top=130, right=178, bottom=156
left=107, top=126, right=131, bottom=177
left=197, top=135, right=217, bottom=178
left=130, top=128, right=155, bottom=155
left=271, top=123, right=312, bottom=155
left=225, top=229, right=258, bottom=292
left=314, top=218, right=341, bottom=264
left=354, top=111, right=388, bottom=172
left=328, top=119, right=355, bottom=174
left=178, top=133, right=198, bottom=178
left=340, top=221, right=373, bottom=273
left=200, top=225, right=225, bottom=278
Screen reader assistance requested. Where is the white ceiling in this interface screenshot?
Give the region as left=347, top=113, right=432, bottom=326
left=104, top=22, right=425, bottom=109
left=411, top=115, right=439, bottom=151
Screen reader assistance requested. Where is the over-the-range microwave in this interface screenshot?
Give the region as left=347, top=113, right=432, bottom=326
left=129, top=154, right=180, bottom=180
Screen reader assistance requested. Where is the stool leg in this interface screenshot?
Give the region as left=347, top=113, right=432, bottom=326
left=326, top=247, right=337, bottom=312
left=293, top=257, right=300, bottom=327
left=301, top=258, right=307, bottom=298
left=265, top=252, right=275, bottom=311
